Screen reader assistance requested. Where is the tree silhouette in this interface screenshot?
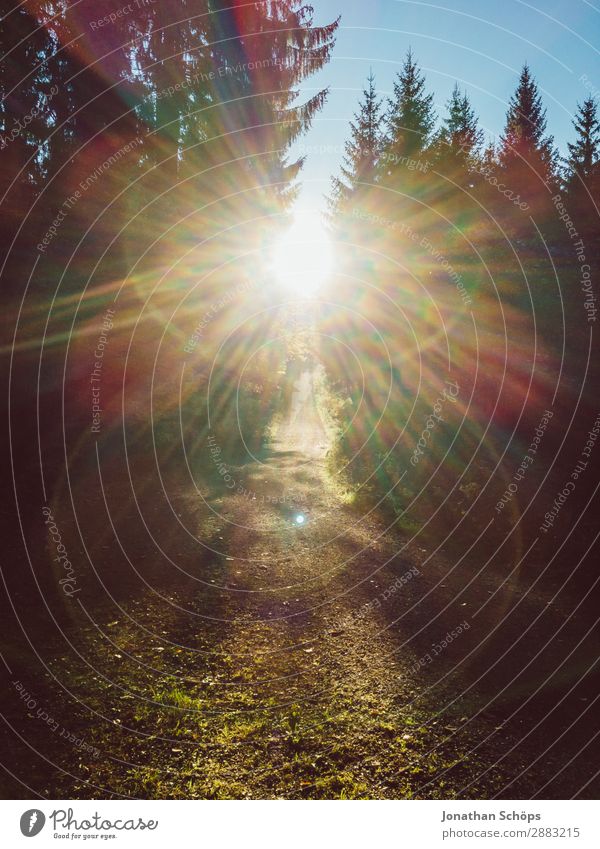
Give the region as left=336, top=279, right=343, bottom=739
left=498, top=63, right=557, bottom=206
left=328, top=71, right=382, bottom=216
left=564, top=96, right=600, bottom=205
left=438, top=84, right=483, bottom=163
left=381, top=48, right=435, bottom=167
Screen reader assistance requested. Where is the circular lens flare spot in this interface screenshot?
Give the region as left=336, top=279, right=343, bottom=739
left=294, top=514, right=306, bottom=525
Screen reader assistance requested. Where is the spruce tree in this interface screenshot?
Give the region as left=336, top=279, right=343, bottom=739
left=479, top=139, right=499, bottom=178
left=328, top=71, right=383, bottom=215
left=127, top=1, right=338, bottom=208
left=433, top=83, right=483, bottom=200
left=207, top=1, right=339, bottom=210
left=438, top=83, right=483, bottom=162
left=498, top=63, right=556, bottom=188
left=381, top=48, right=435, bottom=169
left=564, top=97, right=600, bottom=195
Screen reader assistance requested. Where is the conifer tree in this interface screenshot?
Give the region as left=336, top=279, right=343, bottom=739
left=498, top=63, right=557, bottom=189
left=198, top=1, right=339, bottom=210
left=478, top=139, right=499, bottom=179
left=381, top=48, right=435, bottom=170
left=438, top=84, right=483, bottom=162
left=328, top=71, right=382, bottom=215
left=564, top=96, right=600, bottom=196
left=432, top=83, right=483, bottom=201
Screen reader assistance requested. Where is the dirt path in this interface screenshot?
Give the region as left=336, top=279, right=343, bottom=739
left=5, top=368, right=598, bottom=800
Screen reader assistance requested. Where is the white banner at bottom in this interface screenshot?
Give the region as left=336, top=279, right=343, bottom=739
left=0, top=799, right=597, bottom=848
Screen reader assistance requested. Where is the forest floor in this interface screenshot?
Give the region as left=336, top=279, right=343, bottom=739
left=2, top=367, right=599, bottom=799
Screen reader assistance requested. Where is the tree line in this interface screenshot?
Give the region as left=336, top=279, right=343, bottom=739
left=323, top=51, right=599, bottom=532
left=329, top=50, right=599, bottom=239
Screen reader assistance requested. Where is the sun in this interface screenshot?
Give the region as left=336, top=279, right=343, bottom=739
left=269, top=211, right=333, bottom=296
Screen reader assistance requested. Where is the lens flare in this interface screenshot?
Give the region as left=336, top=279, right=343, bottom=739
left=269, top=212, right=333, bottom=295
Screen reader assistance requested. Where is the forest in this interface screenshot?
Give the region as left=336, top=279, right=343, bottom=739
left=1, top=0, right=599, bottom=802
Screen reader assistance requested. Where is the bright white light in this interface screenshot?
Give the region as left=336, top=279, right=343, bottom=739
left=270, top=212, right=333, bottom=296
left=295, top=514, right=306, bottom=525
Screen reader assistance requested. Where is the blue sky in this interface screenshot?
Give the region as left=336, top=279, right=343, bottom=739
left=291, top=0, right=600, bottom=214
